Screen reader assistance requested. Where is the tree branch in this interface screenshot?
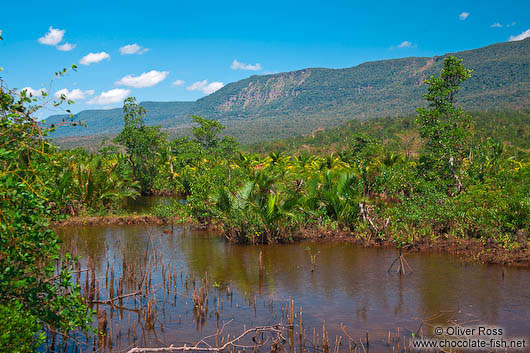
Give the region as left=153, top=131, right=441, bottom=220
left=126, top=324, right=285, bottom=353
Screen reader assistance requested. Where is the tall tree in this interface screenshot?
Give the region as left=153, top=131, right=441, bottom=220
left=416, top=56, right=473, bottom=192
left=191, top=115, right=225, bottom=150
left=115, top=97, right=166, bottom=193
left=190, top=115, right=239, bottom=157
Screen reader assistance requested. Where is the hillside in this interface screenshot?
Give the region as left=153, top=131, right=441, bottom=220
left=48, top=37, right=530, bottom=146
left=48, top=101, right=193, bottom=137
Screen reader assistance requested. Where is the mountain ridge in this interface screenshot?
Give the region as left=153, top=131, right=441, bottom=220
left=48, top=37, right=530, bottom=144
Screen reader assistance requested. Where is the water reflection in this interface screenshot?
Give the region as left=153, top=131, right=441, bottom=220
left=121, top=195, right=182, bottom=214
left=55, top=225, right=530, bottom=352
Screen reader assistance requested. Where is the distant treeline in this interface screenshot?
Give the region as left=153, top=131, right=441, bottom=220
left=245, top=110, right=530, bottom=158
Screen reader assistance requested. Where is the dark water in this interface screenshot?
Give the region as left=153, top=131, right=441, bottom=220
left=55, top=225, right=530, bottom=352
left=121, top=195, right=182, bottom=214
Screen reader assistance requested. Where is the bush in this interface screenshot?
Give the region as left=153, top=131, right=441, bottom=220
left=0, top=302, right=44, bottom=353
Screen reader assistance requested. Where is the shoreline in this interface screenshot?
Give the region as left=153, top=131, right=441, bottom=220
left=52, top=215, right=530, bottom=268
left=51, top=214, right=168, bottom=227
left=300, top=229, right=530, bottom=268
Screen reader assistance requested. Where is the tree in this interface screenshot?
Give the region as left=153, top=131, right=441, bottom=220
left=190, top=115, right=239, bottom=157
left=191, top=115, right=225, bottom=150
left=0, top=74, right=91, bottom=350
left=416, top=56, right=473, bottom=191
left=114, top=97, right=167, bottom=193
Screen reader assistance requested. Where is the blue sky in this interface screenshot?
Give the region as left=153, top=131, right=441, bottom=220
left=0, top=0, right=529, bottom=118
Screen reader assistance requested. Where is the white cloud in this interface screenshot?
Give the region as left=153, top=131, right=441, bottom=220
left=56, top=42, right=76, bottom=51
left=119, top=43, right=149, bottom=55
left=491, top=22, right=516, bottom=28
left=79, top=52, right=110, bottom=65
left=116, top=70, right=169, bottom=88
left=509, top=29, right=530, bottom=42
left=87, top=88, right=130, bottom=105
left=398, top=41, right=413, bottom=48
left=187, top=80, right=224, bottom=94
left=19, top=87, right=47, bottom=97
left=54, top=88, right=94, bottom=101
left=390, top=41, right=417, bottom=50
left=230, top=59, right=262, bottom=71
left=172, top=79, right=185, bottom=86
left=37, top=26, right=76, bottom=51
left=459, top=12, right=470, bottom=21
left=38, top=26, right=65, bottom=46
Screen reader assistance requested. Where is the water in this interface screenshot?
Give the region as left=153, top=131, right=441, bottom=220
left=121, top=195, right=182, bottom=214
left=55, top=225, right=530, bottom=352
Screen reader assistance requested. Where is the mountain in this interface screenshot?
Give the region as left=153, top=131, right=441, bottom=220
left=48, top=101, right=194, bottom=137
left=48, top=37, right=530, bottom=146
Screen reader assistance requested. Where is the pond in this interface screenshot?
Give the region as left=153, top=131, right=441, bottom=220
left=54, top=225, right=530, bottom=352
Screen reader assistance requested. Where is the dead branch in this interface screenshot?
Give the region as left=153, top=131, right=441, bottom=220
left=92, top=290, right=142, bottom=305
left=126, top=324, right=285, bottom=353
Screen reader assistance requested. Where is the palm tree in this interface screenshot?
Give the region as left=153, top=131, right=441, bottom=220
left=211, top=171, right=301, bottom=243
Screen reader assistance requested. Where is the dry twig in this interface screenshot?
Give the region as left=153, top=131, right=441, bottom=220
left=126, top=323, right=286, bottom=353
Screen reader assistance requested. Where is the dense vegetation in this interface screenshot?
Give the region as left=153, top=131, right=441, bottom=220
left=247, top=111, right=530, bottom=158
left=0, top=69, right=93, bottom=351
left=109, top=56, right=528, bottom=249
left=167, top=57, right=529, bottom=247
left=49, top=37, right=530, bottom=147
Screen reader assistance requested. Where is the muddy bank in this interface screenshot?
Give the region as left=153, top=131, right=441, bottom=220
left=413, top=236, right=530, bottom=267
left=298, top=228, right=530, bottom=267
left=51, top=215, right=169, bottom=227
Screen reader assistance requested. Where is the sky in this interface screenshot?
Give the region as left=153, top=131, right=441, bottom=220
left=0, top=0, right=529, bottom=118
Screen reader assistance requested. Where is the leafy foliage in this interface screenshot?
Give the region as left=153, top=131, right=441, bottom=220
left=0, top=301, right=44, bottom=353
left=417, top=56, right=473, bottom=183
left=114, top=97, right=167, bottom=193
left=47, top=148, right=140, bottom=214
left=0, top=78, right=92, bottom=350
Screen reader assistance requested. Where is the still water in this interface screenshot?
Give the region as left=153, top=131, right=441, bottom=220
left=55, top=225, right=530, bottom=352
left=121, top=195, right=181, bottom=214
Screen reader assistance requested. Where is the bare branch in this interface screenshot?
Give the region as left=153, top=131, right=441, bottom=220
left=92, top=290, right=142, bottom=305
left=126, top=324, right=285, bottom=353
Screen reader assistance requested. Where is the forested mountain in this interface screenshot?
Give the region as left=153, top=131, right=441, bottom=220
left=48, top=37, right=530, bottom=145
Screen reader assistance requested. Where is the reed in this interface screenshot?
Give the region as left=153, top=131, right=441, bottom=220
left=56, top=234, right=425, bottom=353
